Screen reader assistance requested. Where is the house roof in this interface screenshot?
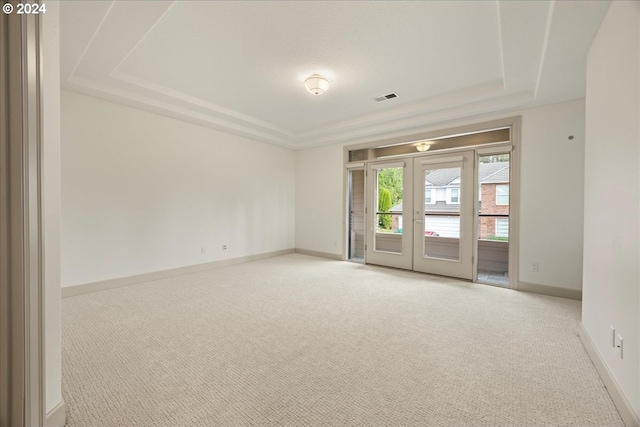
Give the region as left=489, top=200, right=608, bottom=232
left=424, top=168, right=461, bottom=187
left=388, top=162, right=508, bottom=213
left=423, top=161, right=509, bottom=186
left=480, top=162, right=509, bottom=183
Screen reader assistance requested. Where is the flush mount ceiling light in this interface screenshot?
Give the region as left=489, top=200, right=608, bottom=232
left=304, top=74, right=330, bottom=95
left=416, top=142, right=432, bottom=152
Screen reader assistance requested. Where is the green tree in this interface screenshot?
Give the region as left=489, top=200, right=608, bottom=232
left=378, top=187, right=392, bottom=229
left=377, top=168, right=403, bottom=206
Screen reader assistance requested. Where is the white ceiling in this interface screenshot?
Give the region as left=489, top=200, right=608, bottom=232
left=60, top=1, right=610, bottom=149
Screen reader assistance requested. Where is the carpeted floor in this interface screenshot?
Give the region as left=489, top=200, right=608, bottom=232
left=62, top=254, right=623, bottom=426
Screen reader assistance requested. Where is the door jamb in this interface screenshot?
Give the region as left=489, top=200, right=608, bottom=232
left=0, top=4, right=46, bottom=426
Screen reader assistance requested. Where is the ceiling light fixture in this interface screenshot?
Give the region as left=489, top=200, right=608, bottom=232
left=304, top=74, right=330, bottom=95
left=416, top=142, right=431, bottom=152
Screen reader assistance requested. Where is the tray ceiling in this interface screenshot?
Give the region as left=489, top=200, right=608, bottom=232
left=60, top=1, right=610, bottom=149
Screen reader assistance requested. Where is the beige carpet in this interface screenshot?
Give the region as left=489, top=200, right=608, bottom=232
left=62, top=254, right=623, bottom=426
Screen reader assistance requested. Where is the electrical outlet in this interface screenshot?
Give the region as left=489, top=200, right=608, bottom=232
left=616, top=335, right=623, bottom=359
left=531, top=262, right=539, bottom=272
left=609, top=326, right=616, bottom=347
left=222, top=244, right=227, bottom=251
left=201, top=247, right=205, bottom=254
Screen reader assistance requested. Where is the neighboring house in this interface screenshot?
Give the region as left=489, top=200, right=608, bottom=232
left=388, top=162, right=509, bottom=239
left=478, top=163, right=510, bottom=239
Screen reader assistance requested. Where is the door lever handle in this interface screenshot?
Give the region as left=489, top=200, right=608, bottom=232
left=415, top=219, right=423, bottom=223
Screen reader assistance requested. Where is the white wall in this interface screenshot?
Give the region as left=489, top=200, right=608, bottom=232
left=61, top=91, right=295, bottom=287
left=295, top=144, right=344, bottom=255
left=583, top=0, right=639, bottom=418
left=42, top=2, right=63, bottom=415
left=518, top=100, right=585, bottom=289
left=295, top=99, right=586, bottom=291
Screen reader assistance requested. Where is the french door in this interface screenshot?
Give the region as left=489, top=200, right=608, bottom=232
left=412, top=152, right=474, bottom=279
left=366, top=151, right=474, bottom=280
left=365, top=160, right=413, bottom=269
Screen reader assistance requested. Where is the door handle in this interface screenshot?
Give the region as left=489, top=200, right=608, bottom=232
left=415, top=219, right=423, bottom=223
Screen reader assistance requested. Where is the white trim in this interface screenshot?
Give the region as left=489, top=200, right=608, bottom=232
left=507, top=117, right=521, bottom=290
left=534, top=1, right=555, bottom=99
left=346, top=161, right=365, bottom=169
left=579, top=324, right=640, bottom=427
left=370, top=161, right=406, bottom=169
left=62, top=249, right=295, bottom=298
left=44, top=400, right=66, bottom=427
left=419, top=155, right=464, bottom=165
left=295, top=248, right=344, bottom=261
left=477, top=144, right=513, bottom=155
left=517, top=281, right=582, bottom=300
left=65, top=75, right=298, bottom=149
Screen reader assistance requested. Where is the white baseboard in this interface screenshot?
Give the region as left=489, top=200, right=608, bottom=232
left=579, top=323, right=640, bottom=427
left=294, top=248, right=344, bottom=261
left=62, top=248, right=295, bottom=298
left=517, top=281, right=582, bottom=300
left=45, top=400, right=66, bottom=427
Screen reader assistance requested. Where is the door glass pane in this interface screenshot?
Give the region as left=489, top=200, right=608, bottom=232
left=423, top=166, right=461, bottom=261
left=477, top=153, right=510, bottom=287
left=374, top=167, right=403, bottom=254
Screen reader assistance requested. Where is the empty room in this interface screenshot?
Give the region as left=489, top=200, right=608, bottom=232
left=1, top=1, right=639, bottom=426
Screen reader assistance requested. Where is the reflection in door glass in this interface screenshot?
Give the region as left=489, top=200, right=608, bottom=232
left=374, top=167, right=403, bottom=254
left=423, top=167, right=461, bottom=261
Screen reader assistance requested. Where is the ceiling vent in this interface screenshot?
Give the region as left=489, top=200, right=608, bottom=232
left=374, top=93, right=399, bottom=103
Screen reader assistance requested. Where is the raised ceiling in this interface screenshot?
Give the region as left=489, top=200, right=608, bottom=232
left=60, top=1, right=610, bottom=149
